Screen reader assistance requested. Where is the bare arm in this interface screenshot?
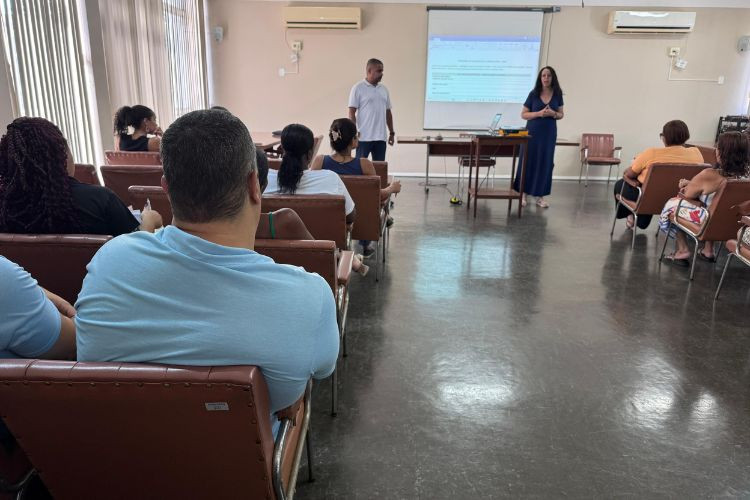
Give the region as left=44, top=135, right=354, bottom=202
left=554, top=105, right=565, bottom=120
left=37, top=315, right=76, bottom=360
left=310, top=155, right=324, bottom=170
left=521, top=106, right=541, bottom=121
left=147, top=136, right=161, bottom=152
left=386, top=109, right=395, bottom=145
left=348, top=107, right=357, bottom=122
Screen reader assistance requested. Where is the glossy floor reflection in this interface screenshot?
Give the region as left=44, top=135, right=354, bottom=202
left=296, top=179, right=750, bottom=499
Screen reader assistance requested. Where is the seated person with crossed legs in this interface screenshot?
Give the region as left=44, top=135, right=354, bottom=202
left=613, top=120, right=704, bottom=231
left=311, top=117, right=401, bottom=258
left=75, top=110, right=339, bottom=436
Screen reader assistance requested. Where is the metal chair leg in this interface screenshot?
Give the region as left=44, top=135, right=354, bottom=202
left=331, top=368, right=338, bottom=416
left=579, top=161, right=584, bottom=184
left=689, top=235, right=700, bottom=280
left=305, top=427, right=314, bottom=482
left=715, top=242, right=723, bottom=262
left=631, top=215, right=638, bottom=249
left=607, top=164, right=613, bottom=185
left=374, top=243, right=380, bottom=282
left=610, top=202, right=621, bottom=236
left=659, top=222, right=672, bottom=260
left=714, top=253, right=734, bottom=300
left=585, top=162, right=590, bottom=187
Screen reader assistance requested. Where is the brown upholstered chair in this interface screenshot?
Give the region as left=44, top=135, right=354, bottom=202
left=261, top=195, right=349, bottom=250
left=254, top=239, right=352, bottom=415
left=689, top=143, right=718, bottom=165
left=101, top=165, right=164, bottom=205
left=714, top=215, right=750, bottom=300
left=73, top=163, right=100, bottom=186
left=0, top=234, right=111, bottom=304
left=340, top=175, right=386, bottom=280
left=104, top=150, right=161, bottom=166
left=0, top=442, right=35, bottom=499
left=128, top=185, right=173, bottom=224
left=0, top=360, right=311, bottom=499
left=371, top=161, right=391, bottom=189
left=580, top=133, right=622, bottom=186
left=268, top=157, right=282, bottom=170
left=661, top=180, right=750, bottom=280
left=611, top=162, right=709, bottom=248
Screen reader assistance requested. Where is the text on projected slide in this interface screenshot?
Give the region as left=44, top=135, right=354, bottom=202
left=426, top=36, right=541, bottom=104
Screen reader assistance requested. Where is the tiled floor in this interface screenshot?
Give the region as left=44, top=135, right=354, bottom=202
left=296, top=178, right=750, bottom=499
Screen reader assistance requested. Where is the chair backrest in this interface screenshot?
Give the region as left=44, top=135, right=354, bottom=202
left=101, top=165, right=164, bottom=205
left=128, top=185, right=173, bottom=223
left=261, top=195, right=348, bottom=249
left=582, top=133, right=615, bottom=157
left=255, top=239, right=337, bottom=293
left=691, top=144, right=717, bottom=165
left=268, top=157, right=282, bottom=170
left=0, top=359, right=279, bottom=499
left=73, top=163, right=100, bottom=186
left=702, top=179, right=750, bottom=241
left=0, top=234, right=110, bottom=304
left=372, top=161, right=388, bottom=189
left=637, top=163, right=709, bottom=214
left=340, top=175, right=382, bottom=241
left=104, top=150, right=161, bottom=166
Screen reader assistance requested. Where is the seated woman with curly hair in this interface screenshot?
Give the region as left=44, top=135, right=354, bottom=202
left=113, top=105, right=162, bottom=152
left=0, top=117, right=162, bottom=235
left=659, top=131, right=750, bottom=265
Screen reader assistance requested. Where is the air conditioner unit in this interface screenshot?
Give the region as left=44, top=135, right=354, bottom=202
left=283, top=7, right=361, bottom=30
left=607, top=11, right=696, bottom=34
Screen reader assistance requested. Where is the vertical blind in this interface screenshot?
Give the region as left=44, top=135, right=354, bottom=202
left=163, top=0, right=205, bottom=119
left=0, top=0, right=97, bottom=164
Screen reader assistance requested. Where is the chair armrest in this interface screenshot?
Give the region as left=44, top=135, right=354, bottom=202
left=742, top=216, right=750, bottom=227
left=623, top=176, right=640, bottom=188
left=613, top=147, right=622, bottom=160
left=276, top=395, right=304, bottom=427
left=580, top=146, right=588, bottom=161
left=337, top=250, right=354, bottom=286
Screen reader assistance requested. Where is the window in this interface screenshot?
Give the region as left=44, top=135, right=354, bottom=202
left=0, top=0, right=98, bottom=164
left=163, top=0, right=206, bottom=119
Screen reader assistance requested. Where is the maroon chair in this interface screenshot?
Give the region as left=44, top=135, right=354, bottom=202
left=715, top=215, right=750, bottom=300
left=580, top=133, right=622, bottom=186
left=73, top=163, right=100, bottom=186
left=0, top=360, right=311, bottom=499
left=104, top=150, right=161, bottom=166
left=0, top=234, right=111, bottom=304
left=100, top=165, right=164, bottom=205
left=128, top=185, right=173, bottom=224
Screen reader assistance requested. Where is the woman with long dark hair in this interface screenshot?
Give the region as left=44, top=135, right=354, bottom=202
left=660, top=131, right=750, bottom=265
left=113, top=105, right=162, bottom=152
left=513, top=66, right=564, bottom=208
left=0, top=117, right=162, bottom=235
left=264, top=123, right=369, bottom=274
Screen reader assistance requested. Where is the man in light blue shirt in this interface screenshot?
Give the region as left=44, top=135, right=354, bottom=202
left=0, top=256, right=76, bottom=359
left=75, top=110, right=339, bottom=434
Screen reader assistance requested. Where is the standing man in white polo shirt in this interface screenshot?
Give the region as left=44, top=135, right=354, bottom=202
left=348, top=58, right=394, bottom=161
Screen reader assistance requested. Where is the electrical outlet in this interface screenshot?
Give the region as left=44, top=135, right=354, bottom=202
left=668, top=47, right=680, bottom=57
left=718, top=76, right=725, bottom=85
left=292, top=41, right=303, bottom=52
left=278, top=67, right=286, bottom=77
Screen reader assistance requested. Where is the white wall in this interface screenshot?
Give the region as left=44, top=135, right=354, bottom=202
left=206, top=2, right=750, bottom=178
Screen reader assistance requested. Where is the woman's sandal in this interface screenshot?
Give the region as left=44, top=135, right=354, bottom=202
left=536, top=198, right=550, bottom=208
left=697, top=252, right=716, bottom=263
left=664, top=253, right=690, bottom=267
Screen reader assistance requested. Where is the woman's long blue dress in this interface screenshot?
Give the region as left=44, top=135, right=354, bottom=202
left=513, top=91, right=563, bottom=197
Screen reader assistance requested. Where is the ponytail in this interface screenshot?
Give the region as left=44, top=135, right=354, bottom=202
left=113, top=105, right=156, bottom=135
left=278, top=124, right=314, bottom=194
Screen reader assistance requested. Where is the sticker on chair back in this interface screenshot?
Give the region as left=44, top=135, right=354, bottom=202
left=205, top=402, right=230, bottom=411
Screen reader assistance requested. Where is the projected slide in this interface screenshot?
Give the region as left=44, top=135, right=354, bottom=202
left=426, top=36, right=541, bottom=104
left=423, top=9, right=544, bottom=130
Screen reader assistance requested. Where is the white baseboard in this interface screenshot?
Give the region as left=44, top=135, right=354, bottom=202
left=392, top=172, right=617, bottom=182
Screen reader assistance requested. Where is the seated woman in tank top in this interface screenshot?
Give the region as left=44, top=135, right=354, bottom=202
left=262, top=124, right=368, bottom=276
left=113, top=105, right=162, bottom=152
left=310, top=117, right=401, bottom=202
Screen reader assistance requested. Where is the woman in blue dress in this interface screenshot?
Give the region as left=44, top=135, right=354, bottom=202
left=513, top=66, right=564, bottom=208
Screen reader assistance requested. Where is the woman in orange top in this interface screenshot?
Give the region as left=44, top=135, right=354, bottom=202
left=613, top=120, right=704, bottom=230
